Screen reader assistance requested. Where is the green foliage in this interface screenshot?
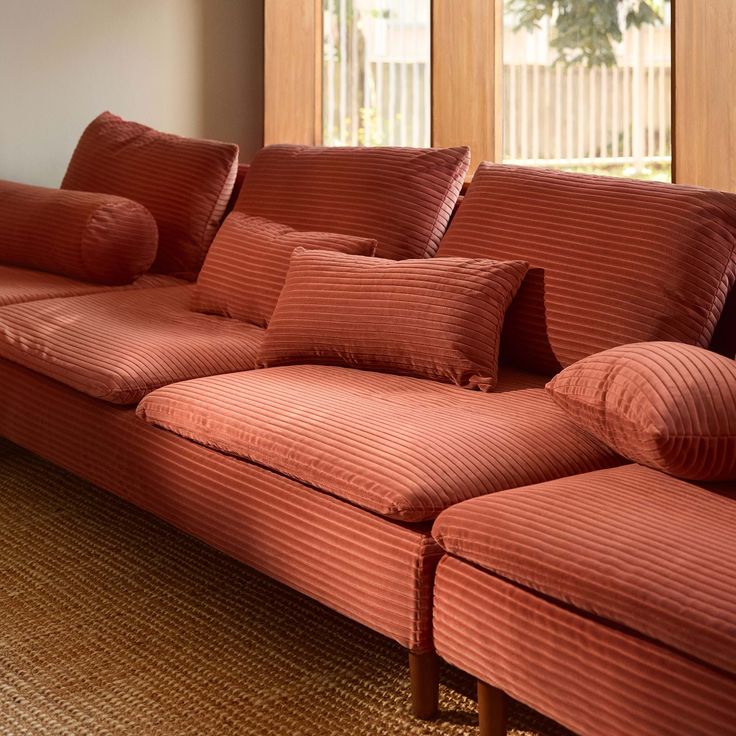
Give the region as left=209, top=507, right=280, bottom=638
left=506, top=0, right=668, bottom=66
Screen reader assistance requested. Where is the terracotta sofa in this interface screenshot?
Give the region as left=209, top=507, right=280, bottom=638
left=1, top=121, right=736, bottom=731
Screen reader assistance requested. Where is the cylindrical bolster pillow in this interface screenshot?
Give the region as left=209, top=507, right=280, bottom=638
left=0, top=180, right=158, bottom=284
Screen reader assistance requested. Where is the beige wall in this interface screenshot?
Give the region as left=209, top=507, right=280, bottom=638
left=0, top=0, right=264, bottom=187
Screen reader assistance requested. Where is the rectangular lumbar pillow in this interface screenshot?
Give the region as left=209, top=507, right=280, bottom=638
left=234, top=144, right=470, bottom=260
left=62, top=112, right=239, bottom=279
left=0, top=180, right=157, bottom=284
left=191, top=214, right=377, bottom=326
left=258, top=249, right=528, bottom=390
left=546, top=341, right=736, bottom=480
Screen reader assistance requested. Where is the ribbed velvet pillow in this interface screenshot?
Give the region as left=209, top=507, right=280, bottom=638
left=546, top=342, right=736, bottom=480
left=259, top=249, right=528, bottom=390
left=234, top=144, right=470, bottom=259
left=0, top=180, right=157, bottom=284
left=438, top=164, right=736, bottom=374
left=191, top=214, right=377, bottom=326
left=62, top=112, right=239, bottom=279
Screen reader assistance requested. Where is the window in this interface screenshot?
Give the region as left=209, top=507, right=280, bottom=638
left=268, top=0, right=733, bottom=188
left=322, top=0, right=431, bottom=147
left=503, top=0, right=672, bottom=181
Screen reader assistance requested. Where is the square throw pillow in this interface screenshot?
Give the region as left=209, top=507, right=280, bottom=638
left=191, top=214, right=377, bottom=327
left=258, top=249, right=529, bottom=391
left=62, top=112, right=239, bottom=279
left=546, top=341, right=736, bottom=480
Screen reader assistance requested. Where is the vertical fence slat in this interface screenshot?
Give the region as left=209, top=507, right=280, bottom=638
left=612, top=65, right=620, bottom=159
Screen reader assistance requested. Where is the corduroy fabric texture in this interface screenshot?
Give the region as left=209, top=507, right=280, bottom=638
left=438, top=164, right=736, bottom=374
left=0, top=358, right=441, bottom=653
left=258, top=250, right=528, bottom=390
left=61, top=112, right=239, bottom=279
left=433, top=556, right=736, bottom=736
left=0, top=267, right=184, bottom=307
left=546, top=342, right=736, bottom=480
left=0, top=442, right=570, bottom=736
left=234, top=144, right=470, bottom=260
left=0, top=287, right=263, bottom=404
left=433, top=463, right=736, bottom=675
left=0, top=180, right=157, bottom=284
left=191, top=215, right=377, bottom=326
left=223, top=163, right=249, bottom=216
left=136, top=364, right=620, bottom=522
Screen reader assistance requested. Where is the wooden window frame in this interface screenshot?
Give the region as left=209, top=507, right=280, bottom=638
left=265, top=0, right=734, bottom=191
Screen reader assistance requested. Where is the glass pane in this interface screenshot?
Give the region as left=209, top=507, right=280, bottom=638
left=503, top=0, right=672, bottom=181
left=322, top=0, right=431, bottom=147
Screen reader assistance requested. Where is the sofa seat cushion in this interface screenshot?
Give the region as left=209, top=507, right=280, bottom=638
left=433, top=464, right=736, bottom=675
left=136, top=364, right=621, bottom=522
left=0, top=287, right=263, bottom=404
left=0, top=267, right=184, bottom=307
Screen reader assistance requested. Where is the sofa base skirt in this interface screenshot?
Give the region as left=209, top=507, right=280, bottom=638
left=0, top=359, right=442, bottom=653
left=433, top=556, right=736, bottom=736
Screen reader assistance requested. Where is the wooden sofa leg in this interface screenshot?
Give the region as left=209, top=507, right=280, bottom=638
left=478, top=680, right=508, bottom=736
left=409, top=651, right=439, bottom=719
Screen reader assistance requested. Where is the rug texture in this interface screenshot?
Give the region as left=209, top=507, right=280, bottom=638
left=0, top=441, right=571, bottom=735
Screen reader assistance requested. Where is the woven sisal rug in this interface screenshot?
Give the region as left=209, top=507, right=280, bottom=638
left=0, top=441, right=571, bottom=735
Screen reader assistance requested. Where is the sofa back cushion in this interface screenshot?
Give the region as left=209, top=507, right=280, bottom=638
left=62, top=112, right=239, bottom=280
left=437, top=164, right=736, bottom=374
left=258, top=248, right=528, bottom=390
left=0, top=180, right=157, bottom=284
left=233, top=144, right=470, bottom=260
left=191, top=214, right=376, bottom=326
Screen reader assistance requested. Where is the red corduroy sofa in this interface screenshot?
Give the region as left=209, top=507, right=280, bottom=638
left=1, top=114, right=735, bottom=735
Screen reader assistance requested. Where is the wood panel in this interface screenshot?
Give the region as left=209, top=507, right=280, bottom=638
left=432, top=0, right=502, bottom=174
left=674, top=0, right=736, bottom=190
left=264, top=0, right=322, bottom=146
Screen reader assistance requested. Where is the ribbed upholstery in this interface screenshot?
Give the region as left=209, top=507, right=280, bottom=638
left=0, top=287, right=263, bottom=404
left=259, top=250, right=528, bottom=389
left=191, top=216, right=377, bottom=326
left=137, top=364, right=620, bottom=522
left=433, top=557, right=736, bottom=736
left=547, top=342, right=736, bottom=480
left=234, top=144, right=470, bottom=260
left=0, top=267, right=183, bottom=307
left=0, top=358, right=442, bottom=653
left=438, top=164, right=736, bottom=373
left=433, top=464, right=736, bottom=675
left=0, top=180, right=157, bottom=284
left=223, top=164, right=249, bottom=217
left=62, top=112, right=239, bottom=279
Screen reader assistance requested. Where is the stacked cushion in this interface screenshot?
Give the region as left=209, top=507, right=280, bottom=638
left=136, top=364, right=620, bottom=522
left=191, top=215, right=377, bottom=326
left=0, top=287, right=263, bottom=404
left=438, top=164, right=736, bottom=373
left=546, top=342, right=736, bottom=480
left=0, top=180, right=157, bottom=284
left=234, top=144, right=470, bottom=260
left=62, top=112, right=239, bottom=279
left=259, top=249, right=528, bottom=390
